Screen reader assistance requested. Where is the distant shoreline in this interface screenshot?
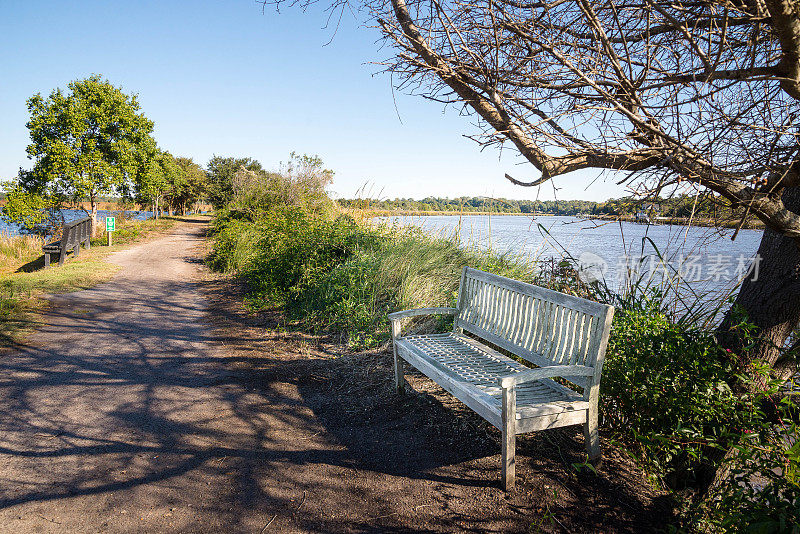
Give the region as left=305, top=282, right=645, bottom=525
left=354, top=209, right=765, bottom=230
left=364, top=209, right=545, bottom=217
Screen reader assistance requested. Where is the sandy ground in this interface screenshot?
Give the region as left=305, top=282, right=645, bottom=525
left=0, top=219, right=672, bottom=533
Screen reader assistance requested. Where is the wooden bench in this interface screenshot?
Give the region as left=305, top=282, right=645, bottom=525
left=389, top=266, right=615, bottom=490
left=42, top=217, right=92, bottom=268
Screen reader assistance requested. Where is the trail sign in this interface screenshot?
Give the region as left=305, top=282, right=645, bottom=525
left=106, top=217, right=116, bottom=246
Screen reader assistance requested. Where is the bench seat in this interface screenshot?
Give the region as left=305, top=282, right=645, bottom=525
left=397, top=333, right=588, bottom=425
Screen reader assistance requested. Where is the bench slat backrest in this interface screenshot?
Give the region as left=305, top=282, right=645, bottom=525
left=61, top=217, right=91, bottom=248
left=62, top=220, right=76, bottom=248
left=454, top=267, right=614, bottom=388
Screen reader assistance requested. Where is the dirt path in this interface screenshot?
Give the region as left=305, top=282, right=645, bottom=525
left=0, top=219, right=672, bottom=533
left=0, top=220, right=267, bottom=532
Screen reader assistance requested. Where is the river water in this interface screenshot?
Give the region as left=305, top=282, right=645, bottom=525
left=376, top=215, right=764, bottom=315
left=0, top=209, right=155, bottom=237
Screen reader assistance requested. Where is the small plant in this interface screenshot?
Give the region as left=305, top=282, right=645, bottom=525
left=692, top=374, right=800, bottom=533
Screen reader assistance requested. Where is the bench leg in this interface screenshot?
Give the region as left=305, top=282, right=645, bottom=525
left=393, top=351, right=405, bottom=394
left=58, top=248, right=67, bottom=266
left=85, top=237, right=90, bottom=250
left=74, top=243, right=80, bottom=258
left=501, top=384, right=516, bottom=491
left=391, top=321, right=405, bottom=394
left=44, top=253, right=50, bottom=269
left=584, top=401, right=601, bottom=461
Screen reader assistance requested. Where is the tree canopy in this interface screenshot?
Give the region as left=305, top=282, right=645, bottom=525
left=206, top=156, right=265, bottom=209
left=171, top=157, right=208, bottom=214
left=0, top=182, right=52, bottom=230
left=24, top=75, right=155, bottom=232
left=367, top=0, right=800, bottom=237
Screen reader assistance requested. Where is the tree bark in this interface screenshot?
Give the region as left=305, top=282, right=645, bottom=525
left=90, top=196, right=98, bottom=237
left=718, top=186, right=800, bottom=383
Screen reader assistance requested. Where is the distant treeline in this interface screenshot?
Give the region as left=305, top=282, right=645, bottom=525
left=338, top=195, right=756, bottom=220
left=338, top=196, right=594, bottom=214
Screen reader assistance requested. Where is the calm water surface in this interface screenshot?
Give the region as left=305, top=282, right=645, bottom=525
left=376, top=215, right=763, bottom=308
left=0, top=209, right=155, bottom=237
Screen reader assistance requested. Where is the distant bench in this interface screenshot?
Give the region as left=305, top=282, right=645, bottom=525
left=42, top=217, right=92, bottom=268
left=389, top=267, right=615, bottom=490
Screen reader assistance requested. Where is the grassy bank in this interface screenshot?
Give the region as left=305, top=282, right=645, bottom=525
left=0, top=215, right=179, bottom=345
left=209, top=168, right=798, bottom=532
left=209, top=204, right=591, bottom=347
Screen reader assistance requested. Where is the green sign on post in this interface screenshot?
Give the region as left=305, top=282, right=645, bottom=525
left=106, top=217, right=115, bottom=246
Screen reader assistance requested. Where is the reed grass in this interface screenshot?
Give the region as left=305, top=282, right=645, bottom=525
left=0, top=233, right=44, bottom=276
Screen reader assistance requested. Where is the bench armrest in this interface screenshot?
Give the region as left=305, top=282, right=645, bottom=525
left=388, top=307, right=457, bottom=322
left=498, top=364, right=595, bottom=388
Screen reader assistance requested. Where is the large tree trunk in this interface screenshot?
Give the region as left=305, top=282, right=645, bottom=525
left=90, top=197, right=98, bottom=237
left=695, top=187, right=800, bottom=496
left=718, top=186, right=800, bottom=383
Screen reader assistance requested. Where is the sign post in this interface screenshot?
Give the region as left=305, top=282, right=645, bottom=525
left=106, top=217, right=116, bottom=246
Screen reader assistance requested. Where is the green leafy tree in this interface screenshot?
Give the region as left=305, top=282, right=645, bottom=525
left=158, top=152, right=182, bottom=216
left=206, top=156, right=264, bottom=209
left=173, top=157, right=208, bottom=214
left=0, top=180, right=52, bottom=230
left=24, top=75, right=155, bottom=234
left=133, top=148, right=181, bottom=218
left=132, top=141, right=164, bottom=217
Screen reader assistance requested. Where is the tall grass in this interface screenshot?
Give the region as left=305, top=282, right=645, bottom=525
left=0, top=233, right=44, bottom=275
left=210, top=204, right=545, bottom=347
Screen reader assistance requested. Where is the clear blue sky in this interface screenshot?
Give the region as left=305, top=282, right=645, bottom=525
left=0, top=0, right=627, bottom=201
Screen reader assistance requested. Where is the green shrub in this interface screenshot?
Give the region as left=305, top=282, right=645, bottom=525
left=239, top=210, right=384, bottom=308
left=700, top=388, right=800, bottom=533
left=207, top=216, right=264, bottom=272
left=296, top=252, right=393, bottom=345
left=602, top=308, right=745, bottom=485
